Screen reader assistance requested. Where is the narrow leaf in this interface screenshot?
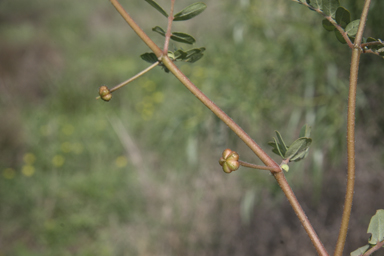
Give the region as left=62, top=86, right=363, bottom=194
left=285, top=138, right=312, bottom=161
left=174, top=49, right=188, bottom=60
left=273, top=137, right=285, bottom=159
left=346, top=19, right=360, bottom=37
left=144, top=0, right=168, bottom=17
left=350, top=245, right=370, bottom=256
left=152, top=26, right=166, bottom=37
left=171, top=32, right=196, bottom=44
left=174, top=2, right=207, bottom=21
left=322, top=19, right=335, bottom=31
left=275, top=131, right=288, bottom=156
left=186, top=52, right=204, bottom=63
left=140, top=52, right=158, bottom=63
left=299, top=124, right=311, bottom=138
left=367, top=209, right=384, bottom=245
left=335, top=6, right=351, bottom=28
left=322, top=0, right=340, bottom=18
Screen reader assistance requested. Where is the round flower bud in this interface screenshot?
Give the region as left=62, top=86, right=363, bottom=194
left=99, top=86, right=112, bottom=102
left=219, top=149, right=240, bottom=173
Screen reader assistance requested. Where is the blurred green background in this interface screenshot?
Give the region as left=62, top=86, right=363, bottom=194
left=1, top=0, right=384, bottom=255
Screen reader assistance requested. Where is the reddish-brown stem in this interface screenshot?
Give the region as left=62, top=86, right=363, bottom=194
left=109, top=0, right=163, bottom=58
left=238, top=160, right=280, bottom=172
left=108, top=1, right=329, bottom=254
left=163, top=0, right=175, bottom=54
left=362, top=240, right=384, bottom=256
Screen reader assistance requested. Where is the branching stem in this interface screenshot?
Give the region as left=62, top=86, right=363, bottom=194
left=109, top=0, right=329, bottom=255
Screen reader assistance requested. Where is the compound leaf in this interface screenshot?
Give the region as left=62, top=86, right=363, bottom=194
left=346, top=19, right=360, bottom=37
left=367, top=209, right=384, bottom=245
left=174, top=2, right=207, bottom=21
left=171, top=32, right=196, bottom=44
left=144, top=0, right=168, bottom=18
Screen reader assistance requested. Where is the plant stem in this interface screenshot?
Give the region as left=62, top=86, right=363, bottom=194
left=163, top=0, right=175, bottom=54
left=109, top=0, right=163, bottom=58
left=109, top=1, right=328, bottom=254
left=109, top=62, right=160, bottom=93
left=334, top=1, right=370, bottom=256
left=162, top=56, right=329, bottom=256
left=238, top=160, right=280, bottom=172
left=362, top=240, right=384, bottom=256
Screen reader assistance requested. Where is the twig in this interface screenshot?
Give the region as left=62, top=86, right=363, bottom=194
left=238, top=160, right=280, bottom=172
left=163, top=0, right=175, bottom=54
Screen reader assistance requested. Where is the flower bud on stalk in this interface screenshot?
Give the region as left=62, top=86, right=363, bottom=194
left=219, top=149, right=240, bottom=173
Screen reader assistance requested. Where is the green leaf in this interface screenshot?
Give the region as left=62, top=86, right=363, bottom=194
left=140, top=52, right=158, bottom=63
left=322, top=0, right=340, bottom=18
left=346, top=19, right=360, bottom=37
left=350, top=245, right=370, bottom=256
left=285, top=137, right=312, bottom=161
left=334, top=29, right=346, bottom=44
left=306, top=0, right=322, bottom=10
left=174, top=2, right=207, bottom=21
left=322, top=19, right=335, bottom=31
left=174, top=49, right=188, bottom=60
left=152, top=26, right=166, bottom=37
left=144, top=0, right=168, bottom=17
left=275, top=131, right=288, bottom=156
left=299, top=124, right=311, bottom=138
left=186, top=52, right=204, bottom=63
left=367, top=209, right=384, bottom=245
left=171, top=32, right=196, bottom=44
left=273, top=137, right=285, bottom=159
left=335, top=7, right=351, bottom=28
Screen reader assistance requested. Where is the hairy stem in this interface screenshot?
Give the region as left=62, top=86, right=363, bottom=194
left=334, top=1, right=370, bottom=256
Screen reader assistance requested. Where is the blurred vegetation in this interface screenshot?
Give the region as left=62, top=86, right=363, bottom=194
left=1, top=0, right=384, bottom=255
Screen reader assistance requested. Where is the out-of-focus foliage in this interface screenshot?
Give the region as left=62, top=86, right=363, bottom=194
left=1, top=0, right=384, bottom=255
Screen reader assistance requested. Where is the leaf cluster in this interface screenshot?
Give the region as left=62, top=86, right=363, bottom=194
left=297, top=0, right=384, bottom=57
left=268, top=124, right=312, bottom=163
left=141, top=0, right=207, bottom=69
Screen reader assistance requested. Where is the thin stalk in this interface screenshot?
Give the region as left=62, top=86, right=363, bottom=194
left=110, top=62, right=160, bottom=93
left=362, top=240, right=384, bottom=256
left=333, top=1, right=371, bottom=255
left=163, top=0, right=175, bottom=54
left=238, top=160, right=280, bottom=172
